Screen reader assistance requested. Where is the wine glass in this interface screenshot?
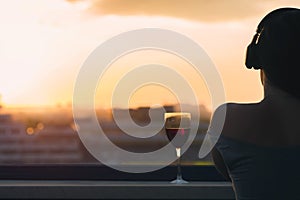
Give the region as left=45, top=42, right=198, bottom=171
left=164, top=112, right=191, bottom=184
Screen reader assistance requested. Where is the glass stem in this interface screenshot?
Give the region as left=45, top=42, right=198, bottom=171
left=176, top=148, right=182, bottom=180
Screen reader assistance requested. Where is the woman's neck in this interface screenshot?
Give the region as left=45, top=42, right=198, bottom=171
left=263, top=80, right=291, bottom=98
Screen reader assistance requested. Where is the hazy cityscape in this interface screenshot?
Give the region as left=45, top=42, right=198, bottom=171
left=0, top=99, right=212, bottom=165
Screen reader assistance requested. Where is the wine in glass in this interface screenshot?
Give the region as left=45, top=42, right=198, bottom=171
left=164, top=112, right=191, bottom=184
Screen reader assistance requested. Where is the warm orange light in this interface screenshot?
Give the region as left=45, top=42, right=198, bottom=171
left=36, top=123, right=44, bottom=130
left=4, top=0, right=297, bottom=108
left=70, top=123, right=79, bottom=131
left=26, top=127, right=34, bottom=135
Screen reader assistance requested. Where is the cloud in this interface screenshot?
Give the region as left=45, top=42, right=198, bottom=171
left=66, top=0, right=274, bottom=22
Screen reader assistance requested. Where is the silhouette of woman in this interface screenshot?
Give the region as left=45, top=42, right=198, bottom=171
left=210, top=7, right=300, bottom=200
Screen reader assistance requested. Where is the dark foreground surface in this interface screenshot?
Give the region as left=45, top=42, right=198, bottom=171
left=0, top=180, right=234, bottom=199
left=0, top=165, right=234, bottom=199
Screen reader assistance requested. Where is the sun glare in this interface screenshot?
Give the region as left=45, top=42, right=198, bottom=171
left=1, top=1, right=299, bottom=108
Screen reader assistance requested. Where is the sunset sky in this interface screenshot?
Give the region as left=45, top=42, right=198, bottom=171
left=1, top=0, right=300, bottom=109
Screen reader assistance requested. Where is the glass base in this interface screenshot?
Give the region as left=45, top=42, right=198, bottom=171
left=170, top=178, right=188, bottom=184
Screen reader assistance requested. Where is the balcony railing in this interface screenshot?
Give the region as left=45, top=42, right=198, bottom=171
left=0, top=164, right=234, bottom=199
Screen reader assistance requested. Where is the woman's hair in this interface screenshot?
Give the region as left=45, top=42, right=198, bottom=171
left=255, top=8, right=300, bottom=99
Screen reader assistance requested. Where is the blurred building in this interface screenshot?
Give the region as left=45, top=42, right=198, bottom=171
left=0, top=114, right=94, bottom=164
left=0, top=105, right=211, bottom=165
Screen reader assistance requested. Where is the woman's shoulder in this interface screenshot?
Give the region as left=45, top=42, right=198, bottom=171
left=213, top=101, right=262, bottom=119
left=211, top=102, right=261, bottom=125
left=211, top=102, right=264, bottom=139
left=212, top=99, right=300, bottom=145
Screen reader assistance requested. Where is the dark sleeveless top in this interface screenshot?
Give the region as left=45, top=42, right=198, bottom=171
left=215, top=135, right=300, bottom=200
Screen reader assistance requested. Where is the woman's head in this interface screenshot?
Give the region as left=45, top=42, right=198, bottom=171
left=246, top=7, right=300, bottom=99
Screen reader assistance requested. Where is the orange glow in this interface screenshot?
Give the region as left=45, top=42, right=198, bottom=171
left=95, top=49, right=211, bottom=109
left=1, top=1, right=299, bottom=108
left=26, top=127, right=35, bottom=135
left=36, top=123, right=44, bottom=130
